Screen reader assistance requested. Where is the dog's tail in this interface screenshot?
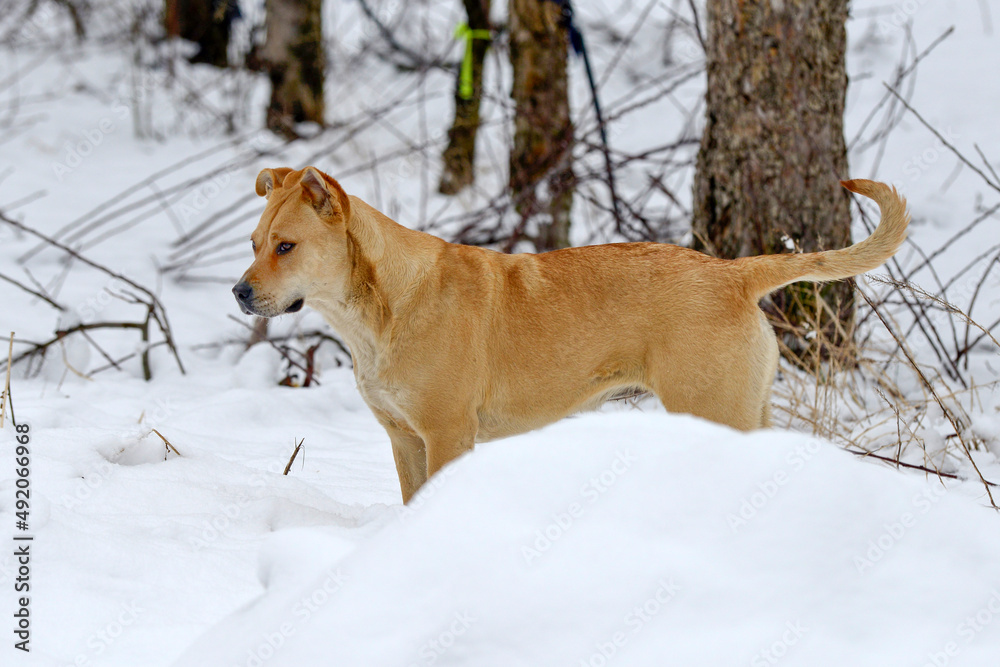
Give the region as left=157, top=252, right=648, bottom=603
left=735, top=179, right=910, bottom=299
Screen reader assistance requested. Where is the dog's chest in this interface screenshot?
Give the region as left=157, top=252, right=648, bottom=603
left=353, top=363, right=412, bottom=427
left=322, top=315, right=409, bottom=423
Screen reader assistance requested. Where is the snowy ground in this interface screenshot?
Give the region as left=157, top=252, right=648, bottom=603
left=1, top=0, right=999, bottom=665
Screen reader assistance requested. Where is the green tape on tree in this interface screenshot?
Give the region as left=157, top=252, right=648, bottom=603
left=454, top=22, right=491, bottom=100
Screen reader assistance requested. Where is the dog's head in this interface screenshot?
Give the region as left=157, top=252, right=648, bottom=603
left=233, top=166, right=352, bottom=318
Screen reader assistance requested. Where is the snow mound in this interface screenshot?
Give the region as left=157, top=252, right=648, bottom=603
left=175, top=412, right=1000, bottom=667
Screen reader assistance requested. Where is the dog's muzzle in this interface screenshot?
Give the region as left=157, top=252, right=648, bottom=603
left=232, top=281, right=255, bottom=315
left=232, top=282, right=304, bottom=316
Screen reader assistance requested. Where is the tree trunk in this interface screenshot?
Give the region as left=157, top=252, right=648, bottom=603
left=438, top=0, right=492, bottom=195
left=509, top=0, right=574, bottom=252
left=165, top=0, right=235, bottom=68
left=260, top=0, right=325, bottom=138
left=691, top=0, right=853, bottom=362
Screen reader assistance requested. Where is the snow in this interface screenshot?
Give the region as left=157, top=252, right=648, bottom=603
left=1, top=0, right=999, bottom=665
left=175, top=413, right=1000, bottom=667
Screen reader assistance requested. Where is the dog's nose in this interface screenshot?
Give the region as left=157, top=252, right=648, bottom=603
left=232, top=281, right=253, bottom=304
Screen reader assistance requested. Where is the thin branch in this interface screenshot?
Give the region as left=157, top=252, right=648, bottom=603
left=884, top=83, right=1000, bottom=195
left=846, top=448, right=999, bottom=488
left=0, top=271, right=64, bottom=310
left=685, top=0, right=706, bottom=52
left=858, top=288, right=997, bottom=507
left=227, top=315, right=322, bottom=386
left=0, top=209, right=185, bottom=376
left=283, top=438, right=305, bottom=475
left=868, top=275, right=1000, bottom=351
left=150, top=428, right=182, bottom=459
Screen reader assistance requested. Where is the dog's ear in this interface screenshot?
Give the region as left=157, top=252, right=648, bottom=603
left=255, top=168, right=293, bottom=199
left=300, top=167, right=351, bottom=223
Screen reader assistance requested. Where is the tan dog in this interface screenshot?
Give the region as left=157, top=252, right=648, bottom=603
left=234, top=167, right=909, bottom=502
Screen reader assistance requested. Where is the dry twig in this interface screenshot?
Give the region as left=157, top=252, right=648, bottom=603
left=283, top=438, right=305, bottom=475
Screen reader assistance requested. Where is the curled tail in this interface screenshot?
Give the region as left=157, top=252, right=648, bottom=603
left=736, top=179, right=910, bottom=299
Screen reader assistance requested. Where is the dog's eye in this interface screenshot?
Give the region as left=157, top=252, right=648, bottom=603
left=276, top=242, right=295, bottom=255
left=251, top=240, right=257, bottom=252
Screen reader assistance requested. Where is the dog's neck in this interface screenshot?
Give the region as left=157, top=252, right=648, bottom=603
left=309, top=197, right=441, bottom=370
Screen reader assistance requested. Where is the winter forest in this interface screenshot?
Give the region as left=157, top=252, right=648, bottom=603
left=1, top=0, right=1000, bottom=665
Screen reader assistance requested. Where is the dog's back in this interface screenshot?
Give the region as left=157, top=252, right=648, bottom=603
left=459, top=180, right=909, bottom=436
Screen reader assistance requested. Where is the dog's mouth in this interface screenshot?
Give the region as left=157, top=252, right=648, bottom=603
left=284, top=298, right=304, bottom=314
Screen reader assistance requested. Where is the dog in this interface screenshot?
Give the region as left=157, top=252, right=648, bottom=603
left=233, top=167, right=909, bottom=502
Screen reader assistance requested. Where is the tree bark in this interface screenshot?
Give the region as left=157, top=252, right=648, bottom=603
left=260, top=0, right=325, bottom=138
left=164, top=0, right=235, bottom=68
left=692, top=0, right=853, bottom=361
left=509, top=0, right=574, bottom=252
left=438, top=0, right=492, bottom=195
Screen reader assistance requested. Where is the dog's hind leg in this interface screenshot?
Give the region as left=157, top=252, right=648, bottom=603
left=646, top=339, right=769, bottom=431
left=755, top=315, right=780, bottom=429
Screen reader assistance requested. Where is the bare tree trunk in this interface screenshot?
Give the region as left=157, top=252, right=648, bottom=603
left=692, top=0, right=853, bottom=362
left=438, top=0, right=492, bottom=195
left=260, top=0, right=325, bottom=138
left=509, top=0, right=574, bottom=252
left=164, top=0, right=235, bottom=68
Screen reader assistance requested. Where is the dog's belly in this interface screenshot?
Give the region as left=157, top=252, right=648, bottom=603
left=474, top=375, right=648, bottom=442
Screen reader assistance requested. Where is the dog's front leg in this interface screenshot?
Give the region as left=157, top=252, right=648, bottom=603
left=423, top=414, right=479, bottom=483
left=384, top=424, right=428, bottom=504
